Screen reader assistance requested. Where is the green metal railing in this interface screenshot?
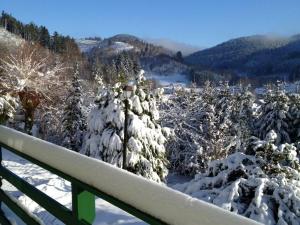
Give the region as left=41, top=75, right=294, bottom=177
left=0, top=143, right=166, bottom=225
left=0, top=126, right=262, bottom=225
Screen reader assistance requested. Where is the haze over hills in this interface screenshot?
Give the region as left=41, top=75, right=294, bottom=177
left=144, top=38, right=202, bottom=56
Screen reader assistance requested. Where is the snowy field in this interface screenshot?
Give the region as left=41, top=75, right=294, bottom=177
left=76, top=39, right=101, bottom=53
left=1, top=149, right=145, bottom=225
left=145, top=73, right=190, bottom=86
left=110, top=41, right=134, bottom=53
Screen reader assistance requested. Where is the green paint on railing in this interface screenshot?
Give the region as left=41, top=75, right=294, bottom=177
left=72, top=183, right=95, bottom=224
left=0, top=166, right=85, bottom=225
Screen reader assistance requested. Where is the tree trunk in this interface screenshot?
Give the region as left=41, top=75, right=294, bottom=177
left=24, top=108, right=35, bottom=135
left=18, top=89, right=41, bottom=135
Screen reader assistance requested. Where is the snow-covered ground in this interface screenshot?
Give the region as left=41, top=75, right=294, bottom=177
left=111, top=41, right=134, bottom=53
left=0, top=27, right=23, bottom=48
left=255, top=82, right=300, bottom=95
left=76, top=39, right=101, bottom=53
left=1, top=149, right=145, bottom=225
left=1, top=149, right=190, bottom=225
left=146, top=73, right=190, bottom=86
left=96, top=40, right=136, bottom=55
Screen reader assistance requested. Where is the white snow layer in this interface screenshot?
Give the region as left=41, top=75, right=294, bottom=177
left=83, top=79, right=168, bottom=182
left=146, top=73, right=190, bottom=86
left=111, top=41, right=134, bottom=53
left=0, top=125, right=261, bottom=225
left=0, top=27, right=24, bottom=48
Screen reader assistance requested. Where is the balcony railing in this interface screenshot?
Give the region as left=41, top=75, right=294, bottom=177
left=0, top=125, right=261, bottom=225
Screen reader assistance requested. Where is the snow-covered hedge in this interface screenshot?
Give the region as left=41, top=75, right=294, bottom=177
left=175, top=131, right=300, bottom=225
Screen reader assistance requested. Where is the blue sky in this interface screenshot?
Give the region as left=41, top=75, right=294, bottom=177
left=1, top=0, right=300, bottom=47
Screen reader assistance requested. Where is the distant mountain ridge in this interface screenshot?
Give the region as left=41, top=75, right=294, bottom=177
left=185, top=35, right=290, bottom=67
left=80, top=34, right=173, bottom=56
left=79, top=33, right=300, bottom=84
left=82, top=34, right=190, bottom=75
left=185, top=34, right=300, bottom=82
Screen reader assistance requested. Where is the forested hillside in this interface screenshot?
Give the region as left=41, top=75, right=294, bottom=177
left=185, top=34, right=300, bottom=84
left=0, top=11, right=80, bottom=55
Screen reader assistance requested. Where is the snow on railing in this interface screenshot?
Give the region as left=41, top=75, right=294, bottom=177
left=0, top=125, right=262, bottom=225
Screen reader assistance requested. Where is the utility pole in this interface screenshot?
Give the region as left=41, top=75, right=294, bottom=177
left=123, top=98, right=129, bottom=169
left=122, top=84, right=133, bottom=169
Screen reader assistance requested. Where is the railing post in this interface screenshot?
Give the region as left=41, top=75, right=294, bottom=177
left=72, top=183, right=95, bottom=225
left=0, top=145, right=7, bottom=224
left=0, top=146, right=2, bottom=207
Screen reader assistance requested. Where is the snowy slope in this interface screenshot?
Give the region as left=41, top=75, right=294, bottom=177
left=0, top=27, right=24, bottom=48
left=96, top=40, right=137, bottom=55
left=111, top=41, right=134, bottom=53
left=76, top=38, right=101, bottom=53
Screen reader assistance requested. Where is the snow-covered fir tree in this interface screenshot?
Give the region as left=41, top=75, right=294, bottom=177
left=255, top=82, right=291, bottom=145
left=287, top=93, right=300, bottom=144
left=62, top=63, right=85, bottom=151
left=175, top=130, right=300, bottom=225
left=213, top=81, right=236, bottom=156
left=231, top=85, right=255, bottom=152
left=83, top=70, right=170, bottom=182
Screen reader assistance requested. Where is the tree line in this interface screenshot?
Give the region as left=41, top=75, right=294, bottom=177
left=0, top=11, right=79, bottom=55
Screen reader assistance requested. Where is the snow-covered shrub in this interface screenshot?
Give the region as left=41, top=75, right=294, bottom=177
left=83, top=70, right=169, bottom=182
left=161, top=81, right=255, bottom=175
left=175, top=131, right=300, bottom=225
left=0, top=43, right=68, bottom=134
left=160, top=86, right=203, bottom=176
left=62, top=64, right=86, bottom=151
left=0, top=94, right=16, bottom=124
